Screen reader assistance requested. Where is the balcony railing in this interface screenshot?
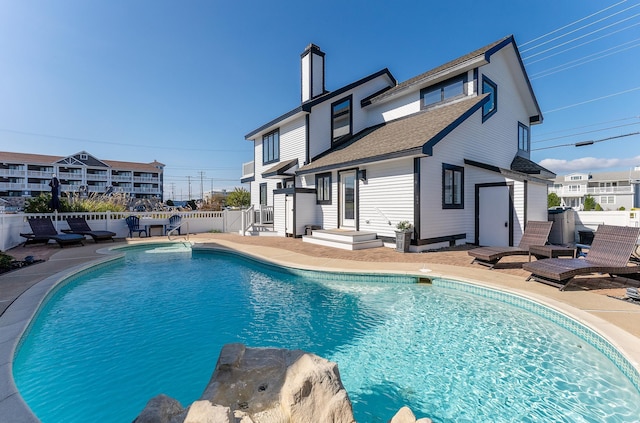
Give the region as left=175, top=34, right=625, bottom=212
left=242, top=161, right=254, bottom=179
left=0, top=169, right=26, bottom=176
left=549, top=186, right=634, bottom=196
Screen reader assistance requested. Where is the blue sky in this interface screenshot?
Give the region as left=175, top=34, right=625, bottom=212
left=1, top=0, right=638, bottom=200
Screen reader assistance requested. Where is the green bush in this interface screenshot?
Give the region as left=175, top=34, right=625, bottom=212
left=0, top=252, right=13, bottom=270
left=548, top=192, right=561, bottom=208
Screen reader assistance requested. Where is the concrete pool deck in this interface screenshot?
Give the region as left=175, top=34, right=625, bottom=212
left=1, top=233, right=640, bottom=421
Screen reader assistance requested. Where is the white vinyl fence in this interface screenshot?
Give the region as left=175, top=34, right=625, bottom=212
left=0, top=210, right=244, bottom=252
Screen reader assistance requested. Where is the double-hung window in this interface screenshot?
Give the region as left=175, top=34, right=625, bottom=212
left=315, top=172, right=332, bottom=204
left=421, top=75, right=466, bottom=109
left=262, top=130, right=279, bottom=164
left=518, top=122, right=530, bottom=152
left=332, top=96, right=352, bottom=143
left=482, top=76, right=497, bottom=121
left=442, top=164, right=464, bottom=209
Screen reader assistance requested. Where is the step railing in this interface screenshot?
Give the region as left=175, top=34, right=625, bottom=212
left=240, top=205, right=255, bottom=236
left=167, top=220, right=190, bottom=241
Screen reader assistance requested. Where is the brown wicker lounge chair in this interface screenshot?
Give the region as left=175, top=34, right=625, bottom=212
left=63, top=217, right=116, bottom=243
left=523, top=224, right=640, bottom=291
left=20, top=217, right=85, bottom=248
left=468, top=221, right=553, bottom=269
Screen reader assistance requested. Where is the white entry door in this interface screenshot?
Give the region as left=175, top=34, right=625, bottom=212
left=340, top=170, right=357, bottom=229
left=479, top=185, right=510, bottom=246
left=285, top=195, right=294, bottom=235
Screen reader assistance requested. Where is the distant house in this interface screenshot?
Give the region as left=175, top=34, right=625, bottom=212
left=241, top=36, right=554, bottom=250
left=549, top=168, right=640, bottom=210
left=0, top=150, right=164, bottom=201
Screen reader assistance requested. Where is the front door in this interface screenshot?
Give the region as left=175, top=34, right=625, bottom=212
left=340, top=170, right=357, bottom=229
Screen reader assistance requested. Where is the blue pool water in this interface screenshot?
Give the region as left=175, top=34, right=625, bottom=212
left=13, top=245, right=640, bottom=422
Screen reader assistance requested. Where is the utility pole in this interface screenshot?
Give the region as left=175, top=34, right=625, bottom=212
left=187, top=176, right=192, bottom=200
left=170, top=183, right=175, bottom=200
left=198, top=171, right=205, bottom=202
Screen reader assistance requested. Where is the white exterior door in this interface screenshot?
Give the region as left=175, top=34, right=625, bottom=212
left=479, top=185, right=510, bottom=246
left=285, top=195, right=294, bottom=235
left=340, top=170, right=356, bottom=229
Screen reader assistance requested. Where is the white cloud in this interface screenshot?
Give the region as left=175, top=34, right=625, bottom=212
left=539, top=156, right=640, bottom=174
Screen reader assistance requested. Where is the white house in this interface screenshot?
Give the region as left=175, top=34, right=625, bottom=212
left=241, top=36, right=554, bottom=250
left=549, top=168, right=640, bottom=210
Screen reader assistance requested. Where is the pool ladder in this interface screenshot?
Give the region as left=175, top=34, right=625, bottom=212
left=167, top=221, right=190, bottom=241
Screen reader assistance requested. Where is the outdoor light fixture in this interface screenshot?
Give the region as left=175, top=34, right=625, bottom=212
left=358, top=169, right=367, bottom=181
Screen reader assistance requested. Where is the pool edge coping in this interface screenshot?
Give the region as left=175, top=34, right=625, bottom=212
left=2, top=239, right=639, bottom=421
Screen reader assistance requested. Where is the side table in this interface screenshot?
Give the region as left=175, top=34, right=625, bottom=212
left=528, top=245, right=576, bottom=262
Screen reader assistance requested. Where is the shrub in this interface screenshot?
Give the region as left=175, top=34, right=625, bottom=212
left=24, top=192, right=128, bottom=213
left=0, top=252, right=13, bottom=270
left=548, top=192, right=561, bottom=208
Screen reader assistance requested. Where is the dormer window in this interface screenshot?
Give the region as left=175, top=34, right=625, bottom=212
left=80, top=154, right=88, bottom=160
left=420, top=74, right=467, bottom=109
left=481, top=76, right=497, bottom=121
left=332, top=96, right=352, bottom=143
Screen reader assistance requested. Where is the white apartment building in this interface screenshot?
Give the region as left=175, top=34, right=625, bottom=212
left=549, top=168, right=640, bottom=210
left=0, top=150, right=164, bottom=201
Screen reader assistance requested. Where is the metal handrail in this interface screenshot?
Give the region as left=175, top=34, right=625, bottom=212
left=167, top=220, right=190, bottom=241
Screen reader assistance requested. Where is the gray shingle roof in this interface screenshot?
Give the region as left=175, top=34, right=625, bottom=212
left=298, top=95, right=487, bottom=174
left=511, top=156, right=556, bottom=178
left=368, top=36, right=513, bottom=105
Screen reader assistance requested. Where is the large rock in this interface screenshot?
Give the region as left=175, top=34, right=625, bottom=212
left=133, top=394, right=184, bottom=423
left=134, top=344, right=355, bottom=423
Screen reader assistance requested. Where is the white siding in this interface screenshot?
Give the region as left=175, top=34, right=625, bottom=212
left=359, top=158, right=414, bottom=238
left=527, top=182, right=550, bottom=222
left=295, top=192, right=318, bottom=235
left=512, top=181, right=526, bottom=245
left=273, top=192, right=286, bottom=235
left=301, top=54, right=310, bottom=102
left=249, top=115, right=307, bottom=208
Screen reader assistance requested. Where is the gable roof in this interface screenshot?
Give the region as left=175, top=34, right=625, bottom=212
left=297, top=95, right=488, bottom=175
left=0, top=151, right=163, bottom=172
left=367, top=35, right=542, bottom=124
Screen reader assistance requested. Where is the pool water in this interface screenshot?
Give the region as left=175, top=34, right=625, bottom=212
left=13, top=245, right=640, bottom=422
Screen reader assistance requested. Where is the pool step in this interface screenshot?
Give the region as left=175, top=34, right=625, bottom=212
left=302, top=229, right=383, bottom=250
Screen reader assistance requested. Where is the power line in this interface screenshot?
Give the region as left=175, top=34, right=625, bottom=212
left=0, top=128, right=246, bottom=153
left=534, top=115, right=640, bottom=137
left=531, top=131, right=639, bottom=151
left=543, top=86, right=640, bottom=114
left=521, top=2, right=640, bottom=53
left=524, top=20, right=640, bottom=65
left=529, top=38, right=640, bottom=79
left=522, top=12, right=640, bottom=61
left=521, top=0, right=629, bottom=46
left=532, top=121, right=640, bottom=144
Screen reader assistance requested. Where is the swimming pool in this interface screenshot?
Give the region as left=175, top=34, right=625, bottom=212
left=12, top=244, right=640, bottom=422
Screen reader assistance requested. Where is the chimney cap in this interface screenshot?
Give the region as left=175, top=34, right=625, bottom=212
left=301, top=43, right=325, bottom=57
